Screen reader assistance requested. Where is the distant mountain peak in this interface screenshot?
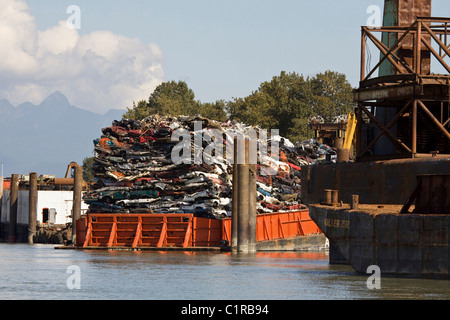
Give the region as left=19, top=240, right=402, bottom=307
left=40, top=91, right=71, bottom=109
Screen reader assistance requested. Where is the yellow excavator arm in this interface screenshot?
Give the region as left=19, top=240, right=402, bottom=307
left=344, top=111, right=357, bottom=150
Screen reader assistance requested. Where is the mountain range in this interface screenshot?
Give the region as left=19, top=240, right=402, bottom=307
left=0, top=91, right=124, bottom=178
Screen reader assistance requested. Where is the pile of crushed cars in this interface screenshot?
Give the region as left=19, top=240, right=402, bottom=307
left=84, top=115, right=336, bottom=219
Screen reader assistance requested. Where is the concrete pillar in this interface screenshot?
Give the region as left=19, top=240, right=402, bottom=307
left=248, top=162, right=257, bottom=253
left=231, top=137, right=239, bottom=252
left=237, top=140, right=249, bottom=253
left=9, top=174, right=19, bottom=243
left=28, top=172, right=37, bottom=244
left=72, top=166, right=83, bottom=245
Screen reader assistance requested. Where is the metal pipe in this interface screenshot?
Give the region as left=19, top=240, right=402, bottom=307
left=9, top=174, right=19, bottom=243
left=237, top=139, right=249, bottom=253
left=28, top=172, right=37, bottom=244
left=72, top=166, right=83, bottom=245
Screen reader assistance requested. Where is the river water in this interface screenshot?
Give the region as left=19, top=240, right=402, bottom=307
left=0, top=244, right=448, bottom=301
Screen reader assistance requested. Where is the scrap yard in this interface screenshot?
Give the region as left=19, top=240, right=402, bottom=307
left=0, top=0, right=449, bottom=304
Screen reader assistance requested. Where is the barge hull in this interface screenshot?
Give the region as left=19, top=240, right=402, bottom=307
left=75, top=210, right=326, bottom=252
left=309, top=204, right=450, bottom=279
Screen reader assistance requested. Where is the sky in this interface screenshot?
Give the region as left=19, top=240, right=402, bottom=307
left=1, top=0, right=449, bottom=114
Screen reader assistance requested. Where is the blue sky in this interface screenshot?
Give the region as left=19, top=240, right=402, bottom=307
left=3, top=0, right=450, bottom=113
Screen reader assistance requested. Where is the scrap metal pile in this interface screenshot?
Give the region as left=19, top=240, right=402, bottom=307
left=84, top=115, right=336, bottom=219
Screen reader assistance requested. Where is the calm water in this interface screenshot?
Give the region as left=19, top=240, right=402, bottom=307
left=0, top=244, right=448, bottom=300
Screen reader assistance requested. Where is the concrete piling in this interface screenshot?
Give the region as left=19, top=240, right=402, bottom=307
left=72, top=166, right=83, bottom=245
left=231, top=137, right=239, bottom=252
left=232, top=139, right=258, bottom=254
left=9, top=174, right=19, bottom=243
left=248, top=162, right=257, bottom=253
left=28, top=172, right=37, bottom=244
left=237, top=140, right=250, bottom=253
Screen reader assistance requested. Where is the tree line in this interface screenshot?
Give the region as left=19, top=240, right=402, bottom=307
left=123, top=70, right=355, bottom=144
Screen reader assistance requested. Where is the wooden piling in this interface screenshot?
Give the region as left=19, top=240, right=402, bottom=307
left=9, top=174, right=19, bottom=243
left=72, top=166, right=83, bottom=244
left=28, top=172, right=37, bottom=244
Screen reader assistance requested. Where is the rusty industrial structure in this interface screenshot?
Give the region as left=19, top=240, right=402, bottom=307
left=304, top=0, right=450, bottom=279
left=354, top=0, right=450, bottom=161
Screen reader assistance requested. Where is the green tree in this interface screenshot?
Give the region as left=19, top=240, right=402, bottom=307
left=123, top=100, right=149, bottom=120
left=148, top=80, right=197, bottom=116
left=82, top=157, right=95, bottom=182
left=227, top=70, right=354, bottom=142
left=197, top=100, right=228, bottom=122
left=227, top=71, right=314, bottom=141
left=122, top=80, right=227, bottom=122
left=310, top=70, right=354, bottom=122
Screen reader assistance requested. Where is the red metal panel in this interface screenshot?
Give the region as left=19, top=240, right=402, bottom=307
left=76, top=210, right=321, bottom=249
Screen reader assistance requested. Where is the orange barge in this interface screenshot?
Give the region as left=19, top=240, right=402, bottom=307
left=75, top=209, right=325, bottom=251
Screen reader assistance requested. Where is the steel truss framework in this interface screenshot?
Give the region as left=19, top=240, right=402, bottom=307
left=354, top=17, right=450, bottom=161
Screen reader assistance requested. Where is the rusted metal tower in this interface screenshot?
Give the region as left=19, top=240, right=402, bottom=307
left=354, top=0, right=450, bottom=160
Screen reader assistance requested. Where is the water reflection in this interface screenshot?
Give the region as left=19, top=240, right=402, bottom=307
left=0, top=244, right=448, bottom=300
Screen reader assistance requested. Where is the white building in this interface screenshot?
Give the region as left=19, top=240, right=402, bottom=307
left=1, top=190, right=89, bottom=226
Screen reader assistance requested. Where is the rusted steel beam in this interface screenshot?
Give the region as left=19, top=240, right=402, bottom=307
left=364, top=22, right=417, bottom=80
left=365, top=31, right=409, bottom=75
left=412, top=100, right=418, bottom=155
left=361, top=28, right=366, bottom=81
left=360, top=99, right=414, bottom=156
left=360, top=105, right=412, bottom=153
left=421, top=22, right=450, bottom=59
left=417, top=100, right=450, bottom=141
left=415, top=21, right=422, bottom=74
left=421, top=37, right=450, bottom=73
left=354, top=83, right=421, bottom=102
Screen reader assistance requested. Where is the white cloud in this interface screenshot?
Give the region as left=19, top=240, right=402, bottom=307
left=0, top=0, right=164, bottom=114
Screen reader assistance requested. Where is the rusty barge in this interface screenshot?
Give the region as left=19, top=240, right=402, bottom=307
left=305, top=0, right=450, bottom=279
